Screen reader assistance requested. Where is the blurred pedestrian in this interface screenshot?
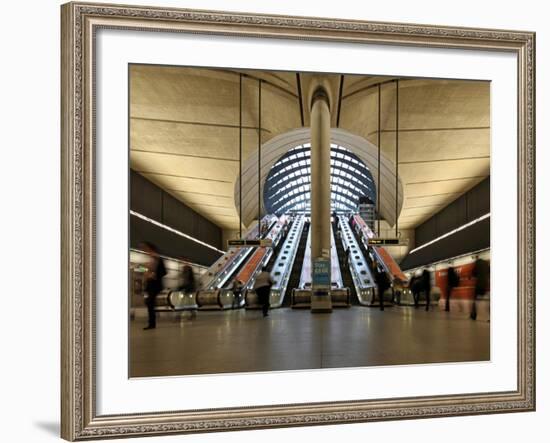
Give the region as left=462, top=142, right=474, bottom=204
left=180, top=265, right=196, bottom=294
left=446, top=265, right=459, bottom=312
left=471, top=257, right=490, bottom=320
left=422, top=269, right=432, bottom=311
left=180, top=264, right=197, bottom=318
left=374, top=266, right=390, bottom=311
left=409, top=275, right=421, bottom=308
left=141, top=242, right=166, bottom=330
left=254, top=266, right=273, bottom=317
left=231, top=278, right=243, bottom=309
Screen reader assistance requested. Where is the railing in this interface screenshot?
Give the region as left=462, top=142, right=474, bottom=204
left=269, top=215, right=306, bottom=308
left=330, top=225, right=344, bottom=289
left=339, top=215, right=376, bottom=305
left=201, top=247, right=255, bottom=290
left=352, top=214, right=407, bottom=283
left=199, top=214, right=278, bottom=290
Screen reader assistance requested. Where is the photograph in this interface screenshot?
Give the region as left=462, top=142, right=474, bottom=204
left=128, top=65, right=491, bottom=378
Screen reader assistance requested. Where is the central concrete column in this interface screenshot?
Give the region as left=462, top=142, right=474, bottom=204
left=310, top=85, right=332, bottom=313
left=310, top=87, right=332, bottom=261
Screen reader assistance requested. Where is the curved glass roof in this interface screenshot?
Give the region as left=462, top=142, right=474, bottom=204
left=263, top=143, right=376, bottom=215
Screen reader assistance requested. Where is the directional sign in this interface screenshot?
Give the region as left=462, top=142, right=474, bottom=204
left=368, top=238, right=401, bottom=246
left=228, top=239, right=273, bottom=247
left=312, top=258, right=331, bottom=289
left=227, top=240, right=246, bottom=247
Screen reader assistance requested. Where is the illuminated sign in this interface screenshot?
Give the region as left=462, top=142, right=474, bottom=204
left=368, top=238, right=400, bottom=246
left=228, top=239, right=273, bottom=247
left=312, top=258, right=331, bottom=289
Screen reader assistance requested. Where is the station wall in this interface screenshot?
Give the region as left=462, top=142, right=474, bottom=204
left=415, top=177, right=490, bottom=248
left=400, top=177, right=490, bottom=270
left=129, top=169, right=223, bottom=266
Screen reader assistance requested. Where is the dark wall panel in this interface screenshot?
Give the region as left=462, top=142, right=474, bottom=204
left=400, top=177, right=490, bottom=269
left=130, top=217, right=221, bottom=266
left=130, top=172, right=162, bottom=221
left=401, top=218, right=490, bottom=270
left=163, top=192, right=195, bottom=236
left=130, top=170, right=223, bottom=265
left=416, top=217, right=436, bottom=247
left=467, top=178, right=490, bottom=221
left=414, top=177, right=490, bottom=248
left=437, top=197, right=468, bottom=235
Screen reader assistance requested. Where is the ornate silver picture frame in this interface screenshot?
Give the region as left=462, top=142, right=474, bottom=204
left=61, top=2, right=535, bottom=440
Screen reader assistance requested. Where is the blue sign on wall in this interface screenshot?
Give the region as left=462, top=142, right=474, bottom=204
left=312, top=258, right=331, bottom=288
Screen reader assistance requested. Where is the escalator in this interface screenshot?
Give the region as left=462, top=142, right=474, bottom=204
left=284, top=221, right=310, bottom=307
left=265, top=218, right=292, bottom=272
left=337, top=215, right=376, bottom=306
left=334, top=226, right=359, bottom=305
left=349, top=219, right=373, bottom=268
left=196, top=215, right=282, bottom=309
left=199, top=214, right=277, bottom=291
left=214, top=212, right=281, bottom=291
left=351, top=214, right=407, bottom=283
left=263, top=215, right=306, bottom=309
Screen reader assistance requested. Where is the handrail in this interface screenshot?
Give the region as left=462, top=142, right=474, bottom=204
left=338, top=215, right=376, bottom=305
left=269, top=215, right=306, bottom=307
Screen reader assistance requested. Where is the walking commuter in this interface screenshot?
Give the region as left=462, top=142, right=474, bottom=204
left=180, top=264, right=197, bottom=318
left=141, top=242, right=167, bottom=330
left=344, top=246, right=351, bottom=268
left=230, top=278, right=243, bottom=309
left=422, top=269, right=432, bottom=311
left=446, top=265, right=459, bottom=312
left=409, top=275, right=421, bottom=308
left=180, top=265, right=196, bottom=294
left=254, top=266, right=274, bottom=317
left=471, top=257, right=489, bottom=320
left=374, top=266, right=390, bottom=311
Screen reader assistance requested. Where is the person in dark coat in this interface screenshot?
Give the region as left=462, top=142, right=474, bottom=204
left=254, top=266, right=274, bottom=317
left=344, top=246, right=351, bottom=269
left=230, top=278, right=243, bottom=309
left=409, top=275, right=422, bottom=308
left=471, top=257, right=490, bottom=320
left=180, top=265, right=196, bottom=294
left=374, top=266, right=390, bottom=311
left=446, top=266, right=460, bottom=312
left=141, top=242, right=166, bottom=330
left=422, top=269, right=432, bottom=311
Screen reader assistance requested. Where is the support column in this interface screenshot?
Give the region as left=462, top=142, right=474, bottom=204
left=310, top=86, right=332, bottom=313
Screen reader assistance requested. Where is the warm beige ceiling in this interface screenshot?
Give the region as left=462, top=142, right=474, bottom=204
left=130, top=65, right=490, bottom=232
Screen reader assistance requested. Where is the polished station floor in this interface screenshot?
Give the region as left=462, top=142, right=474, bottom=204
left=130, top=307, right=490, bottom=377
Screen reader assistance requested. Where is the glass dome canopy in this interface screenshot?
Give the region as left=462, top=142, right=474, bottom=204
left=263, top=143, right=376, bottom=215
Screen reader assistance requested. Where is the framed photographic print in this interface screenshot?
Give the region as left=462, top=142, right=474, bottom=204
left=61, top=1, right=535, bottom=440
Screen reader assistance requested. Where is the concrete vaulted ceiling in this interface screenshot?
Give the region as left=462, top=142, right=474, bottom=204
left=130, top=65, right=490, bottom=232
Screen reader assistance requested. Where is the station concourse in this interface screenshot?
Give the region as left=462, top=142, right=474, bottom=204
left=129, top=66, right=491, bottom=377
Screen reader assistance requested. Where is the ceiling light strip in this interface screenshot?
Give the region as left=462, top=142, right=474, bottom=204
left=408, top=212, right=490, bottom=254
left=130, top=210, right=224, bottom=254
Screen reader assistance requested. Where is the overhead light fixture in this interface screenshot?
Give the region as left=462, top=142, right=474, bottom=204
left=408, top=212, right=490, bottom=254
left=130, top=210, right=225, bottom=254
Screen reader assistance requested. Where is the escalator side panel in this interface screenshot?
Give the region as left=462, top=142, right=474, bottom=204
left=202, top=247, right=254, bottom=290
left=330, top=226, right=344, bottom=289
left=338, top=215, right=376, bottom=306
left=353, top=214, right=407, bottom=283
left=285, top=220, right=310, bottom=307
left=236, top=248, right=269, bottom=287
left=268, top=215, right=306, bottom=308
left=298, top=227, right=312, bottom=289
